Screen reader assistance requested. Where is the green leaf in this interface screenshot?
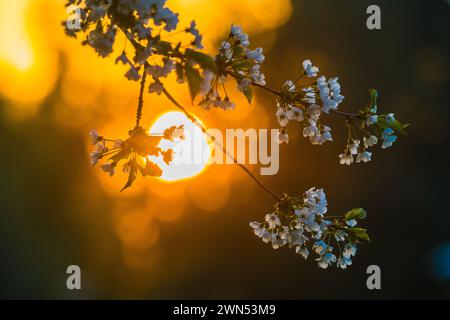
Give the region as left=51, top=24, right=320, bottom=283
left=176, top=62, right=183, bottom=80
left=345, top=208, right=367, bottom=221
left=185, top=63, right=203, bottom=101
left=121, top=159, right=138, bottom=192
left=377, top=118, right=408, bottom=135
left=242, top=86, right=253, bottom=104
left=109, top=148, right=130, bottom=162
left=154, top=40, right=173, bottom=55
left=233, top=60, right=253, bottom=70
left=369, top=89, right=379, bottom=100
left=233, top=45, right=245, bottom=58
left=346, top=227, right=371, bottom=242
left=369, top=89, right=378, bottom=112
left=185, top=49, right=217, bottom=73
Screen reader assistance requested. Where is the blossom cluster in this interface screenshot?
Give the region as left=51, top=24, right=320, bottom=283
left=338, top=90, right=408, bottom=166
left=64, top=0, right=208, bottom=91
left=249, top=188, right=369, bottom=269
left=274, top=60, right=343, bottom=145
left=89, top=125, right=184, bottom=190
left=198, top=25, right=265, bottom=110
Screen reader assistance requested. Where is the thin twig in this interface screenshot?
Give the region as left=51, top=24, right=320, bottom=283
left=135, top=69, right=147, bottom=128
left=161, top=86, right=282, bottom=201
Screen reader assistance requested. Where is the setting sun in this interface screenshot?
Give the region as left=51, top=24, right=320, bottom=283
left=148, top=111, right=211, bottom=182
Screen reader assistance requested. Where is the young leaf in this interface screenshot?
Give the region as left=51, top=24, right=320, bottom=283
left=345, top=208, right=367, bottom=221
left=176, top=62, right=184, bottom=81
left=153, top=40, right=173, bottom=55
left=109, top=148, right=131, bottom=162
left=233, top=60, right=253, bottom=70
left=377, top=118, right=408, bottom=135
left=121, top=158, right=138, bottom=192
left=242, top=86, right=253, bottom=104
left=185, top=49, right=217, bottom=73
left=185, top=63, right=203, bottom=101
left=346, top=227, right=371, bottom=242
left=369, top=89, right=378, bottom=113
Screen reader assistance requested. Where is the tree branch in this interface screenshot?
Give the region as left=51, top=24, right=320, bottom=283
left=226, top=70, right=360, bottom=119
left=161, top=86, right=282, bottom=201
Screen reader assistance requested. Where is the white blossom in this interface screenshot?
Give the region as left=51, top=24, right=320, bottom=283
left=186, top=21, right=203, bottom=49
left=283, top=80, right=296, bottom=92
left=230, top=25, right=249, bottom=46
left=363, top=135, right=378, bottom=148
left=346, top=219, right=357, bottom=227
left=385, top=113, right=396, bottom=123
left=125, top=66, right=141, bottom=81
left=339, top=153, right=353, bottom=166
left=343, top=243, right=357, bottom=258
left=276, top=106, right=289, bottom=127
left=302, top=59, right=319, bottom=77
left=265, top=213, right=281, bottom=229
left=337, top=256, right=352, bottom=269
left=348, top=140, right=359, bottom=155
left=366, top=115, right=378, bottom=125
left=335, top=229, right=347, bottom=242
left=101, top=162, right=116, bottom=177
left=149, top=81, right=164, bottom=95
left=312, top=240, right=329, bottom=255
left=381, top=128, right=398, bottom=149
left=274, top=130, right=289, bottom=144
left=356, top=151, right=372, bottom=163
left=246, top=47, right=265, bottom=63
left=316, top=252, right=337, bottom=269
left=89, top=129, right=101, bottom=145
left=286, top=106, right=304, bottom=122
left=295, top=246, right=309, bottom=259
left=302, top=87, right=317, bottom=104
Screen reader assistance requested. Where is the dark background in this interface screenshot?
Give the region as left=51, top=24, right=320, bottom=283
left=0, top=0, right=449, bottom=299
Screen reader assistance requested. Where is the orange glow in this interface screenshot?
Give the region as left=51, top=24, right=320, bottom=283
left=0, top=0, right=293, bottom=270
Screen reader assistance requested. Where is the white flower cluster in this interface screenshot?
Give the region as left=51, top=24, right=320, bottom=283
left=339, top=137, right=374, bottom=165
left=198, top=25, right=265, bottom=110
left=249, top=188, right=364, bottom=269
left=64, top=0, right=207, bottom=84
left=274, top=59, right=342, bottom=145
left=89, top=125, right=184, bottom=190
left=317, top=75, right=345, bottom=113
left=339, top=99, right=400, bottom=165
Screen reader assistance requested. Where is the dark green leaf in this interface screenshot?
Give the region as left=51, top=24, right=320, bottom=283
left=369, top=89, right=378, bottom=112
left=233, top=45, right=245, bottom=58
left=121, top=159, right=138, bottom=192
left=345, top=208, right=367, bottom=221
left=233, top=60, right=253, bottom=70
left=176, top=62, right=183, bottom=80
left=242, top=86, right=253, bottom=104
left=185, top=49, right=217, bottom=73
left=185, top=63, right=203, bottom=101
left=377, top=118, right=408, bottom=135
left=109, top=148, right=130, bottom=162
left=346, top=227, right=371, bottom=242
left=369, top=89, right=379, bottom=100
left=154, top=40, right=173, bottom=55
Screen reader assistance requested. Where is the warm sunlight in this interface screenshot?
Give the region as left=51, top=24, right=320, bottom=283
left=149, top=111, right=211, bottom=182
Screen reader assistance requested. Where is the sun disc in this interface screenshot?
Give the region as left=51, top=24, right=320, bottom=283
left=148, top=111, right=211, bottom=181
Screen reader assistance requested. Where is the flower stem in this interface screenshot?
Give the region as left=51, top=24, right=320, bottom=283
left=135, top=69, right=147, bottom=128
left=161, top=86, right=282, bottom=201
